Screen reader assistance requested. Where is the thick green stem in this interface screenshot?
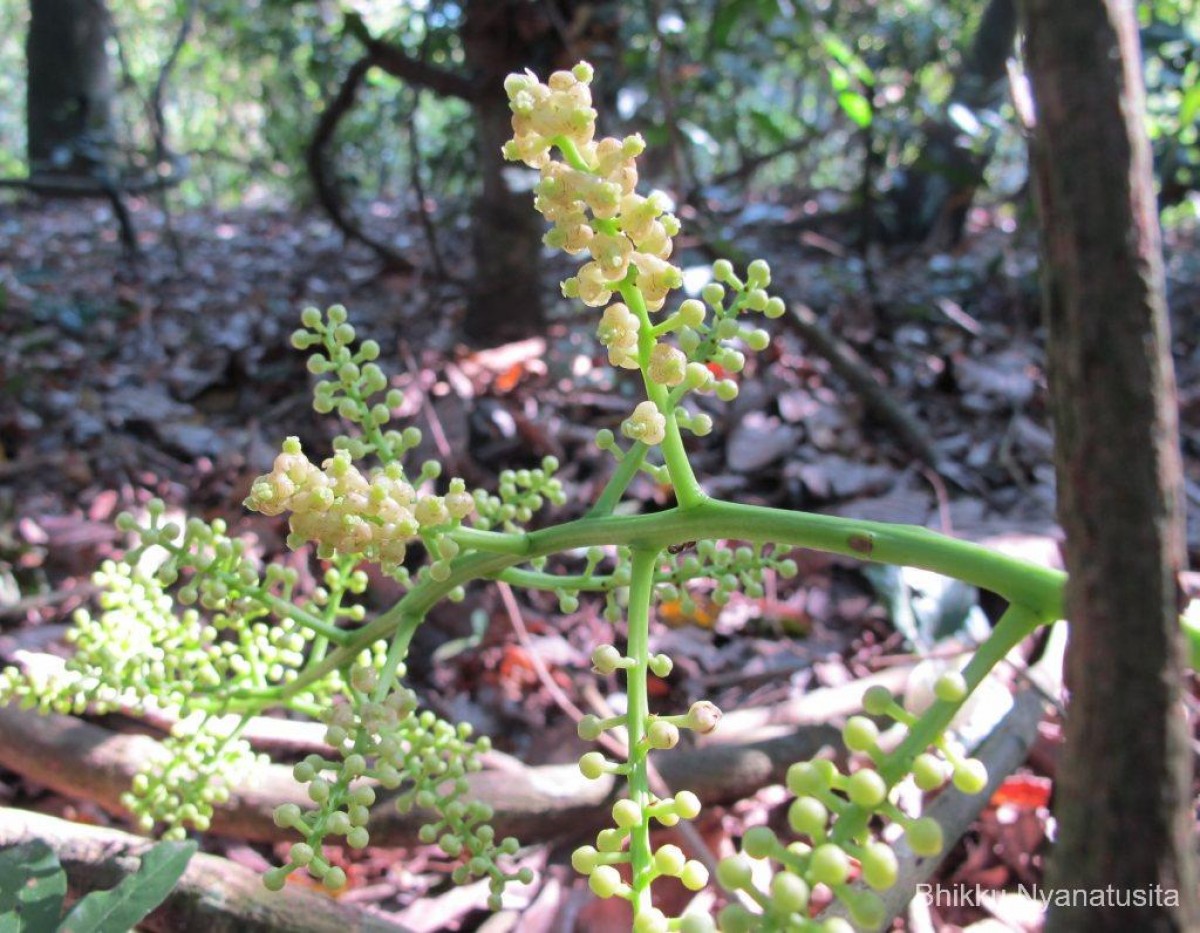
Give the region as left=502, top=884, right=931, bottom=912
left=282, top=499, right=1065, bottom=700
left=624, top=547, right=659, bottom=917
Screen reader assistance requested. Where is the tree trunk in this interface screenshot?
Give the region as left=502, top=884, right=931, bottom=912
left=459, top=0, right=558, bottom=345
left=885, top=0, right=1016, bottom=245
left=1020, top=1, right=1199, bottom=930
left=26, top=0, right=115, bottom=176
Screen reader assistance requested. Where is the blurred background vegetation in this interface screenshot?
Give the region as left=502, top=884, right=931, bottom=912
left=3, top=0, right=1196, bottom=312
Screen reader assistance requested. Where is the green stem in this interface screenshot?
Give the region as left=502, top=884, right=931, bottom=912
left=281, top=500, right=1065, bottom=700
left=446, top=526, right=529, bottom=555
left=587, top=441, right=650, bottom=517
left=619, top=281, right=706, bottom=508
left=624, top=547, right=659, bottom=918
left=876, top=602, right=1046, bottom=786
left=494, top=567, right=613, bottom=591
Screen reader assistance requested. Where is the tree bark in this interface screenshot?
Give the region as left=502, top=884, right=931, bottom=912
left=459, top=0, right=560, bottom=345
left=26, top=0, right=115, bottom=176
left=1019, top=1, right=1199, bottom=929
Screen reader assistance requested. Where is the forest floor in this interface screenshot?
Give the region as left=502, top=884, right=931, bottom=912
left=1, top=194, right=1199, bottom=932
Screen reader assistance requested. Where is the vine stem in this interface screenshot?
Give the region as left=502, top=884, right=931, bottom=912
left=625, top=547, right=660, bottom=917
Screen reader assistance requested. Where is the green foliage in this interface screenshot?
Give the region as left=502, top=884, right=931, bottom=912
left=0, top=838, right=196, bottom=933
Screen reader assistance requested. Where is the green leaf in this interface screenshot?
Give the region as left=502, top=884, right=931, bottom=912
left=820, top=33, right=876, bottom=86
left=749, top=108, right=790, bottom=145
left=57, top=840, right=197, bottom=933
left=837, top=90, right=873, bottom=128
left=1180, top=83, right=1200, bottom=127
left=863, top=566, right=989, bottom=650
left=710, top=0, right=754, bottom=50
left=0, top=840, right=68, bottom=933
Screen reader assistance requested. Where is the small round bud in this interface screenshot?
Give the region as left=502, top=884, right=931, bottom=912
left=711, top=259, right=735, bottom=283
left=613, top=798, right=642, bottom=829
left=747, top=259, right=770, bottom=284
left=589, top=865, right=625, bottom=899
left=591, top=644, right=625, bottom=674
left=680, top=860, right=709, bottom=891
left=807, top=843, right=851, bottom=887
left=654, top=844, right=686, bottom=876
left=953, top=759, right=989, bottom=795
left=846, top=768, right=888, bottom=808
left=913, top=753, right=949, bottom=791
left=862, top=685, right=894, bottom=716
left=764, top=296, right=786, bottom=318
left=685, top=700, right=722, bottom=734
left=845, top=890, right=886, bottom=929
left=716, top=854, right=754, bottom=892
left=323, top=866, right=347, bottom=890
left=572, top=845, right=599, bottom=874
left=701, top=282, right=725, bottom=307
left=934, top=671, right=969, bottom=703
left=674, top=790, right=701, bottom=820
left=678, top=299, right=706, bottom=327
left=577, top=715, right=605, bottom=741
left=770, top=871, right=810, bottom=913
left=787, top=760, right=835, bottom=796
left=579, top=751, right=609, bottom=780
left=842, top=715, right=880, bottom=752
left=788, top=796, right=828, bottom=839
left=742, top=825, right=777, bottom=859
left=646, top=719, right=680, bottom=749
left=860, top=841, right=899, bottom=890
left=907, top=817, right=944, bottom=856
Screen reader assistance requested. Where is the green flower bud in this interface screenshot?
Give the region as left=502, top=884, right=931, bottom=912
left=788, top=796, right=828, bottom=839
left=913, top=752, right=949, bottom=791
left=681, top=859, right=709, bottom=891
left=842, top=715, right=879, bottom=752
left=572, top=845, right=599, bottom=874
left=716, top=854, right=754, bottom=892
left=742, top=824, right=777, bottom=859
left=654, top=844, right=686, bottom=876
left=934, top=670, right=969, bottom=703
left=612, top=798, right=642, bottom=829
left=770, top=871, right=810, bottom=913
left=807, top=843, right=851, bottom=887
left=907, top=816, right=944, bottom=856
left=862, top=685, right=894, bottom=716
left=953, top=759, right=989, bottom=795
left=847, top=768, right=888, bottom=808
left=589, top=864, right=626, bottom=899
left=860, top=841, right=899, bottom=890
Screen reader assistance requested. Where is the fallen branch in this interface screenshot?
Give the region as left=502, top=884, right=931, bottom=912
left=0, top=807, right=409, bottom=933
left=0, top=704, right=839, bottom=848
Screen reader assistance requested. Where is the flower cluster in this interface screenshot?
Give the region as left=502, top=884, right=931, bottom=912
left=503, top=62, right=682, bottom=311
left=123, top=716, right=264, bottom=839
left=271, top=665, right=528, bottom=903
left=713, top=674, right=992, bottom=930
left=246, top=437, right=473, bottom=574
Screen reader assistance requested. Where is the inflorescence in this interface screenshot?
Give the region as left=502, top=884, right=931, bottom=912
left=0, top=59, right=1022, bottom=932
